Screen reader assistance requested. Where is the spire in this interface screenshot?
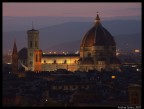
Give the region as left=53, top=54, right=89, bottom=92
left=96, top=12, right=100, bottom=20
left=32, top=21, right=34, bottom=30
left=12, top=39, right=18, bottom=73
left=94, top=12, right=101, bottom=24
left=12, top=39, right=17, bottom=54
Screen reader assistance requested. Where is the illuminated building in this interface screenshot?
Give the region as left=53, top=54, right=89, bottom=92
left=41, top=54, right=79, bottom=72
left=19, top=13, right=121, bottom=72
left=79, top=13, right=120, bottom=71
left=34, top=50, right=42, bottom=72
left=134, top=49, right=140, bottom=53
left=27, top=25, right=42, bottom=71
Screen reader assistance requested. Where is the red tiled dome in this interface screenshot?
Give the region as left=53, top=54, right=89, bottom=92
left=80, top=14, right=116, bottom=47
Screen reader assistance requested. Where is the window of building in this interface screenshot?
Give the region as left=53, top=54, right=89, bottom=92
left=35, top=41, right=38, bottom=48
left=87, top=52, right=91, bottom=57
left=30, top=61, right=33, bottom=65
left=64, top=60, right=67, bottom=64
left=44, top=60, right=46, bottom=63
left=133, top=97, right=138, bottom=104
left=30, top=41, right=32, bottom=48
left=39, top=55, right=41, bottom=62
left=36, top=54, right=38, bottom=62
left=132, top=94, right=139, bottom=104
left=30, top=53, right=33, bottom=56
left=98, top=61, right=105, bottom=65
left=53, top=60, right=56, bottom=64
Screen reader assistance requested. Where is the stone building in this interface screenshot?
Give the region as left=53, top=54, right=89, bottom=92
left=19, top=13, right=120, bottom=72
left=79, top=13, right=120, bottom=71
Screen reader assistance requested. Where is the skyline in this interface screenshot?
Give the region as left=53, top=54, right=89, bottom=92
left=3, top=3, right=141, bottom=18
left=3, top=2, right=141, bottom=55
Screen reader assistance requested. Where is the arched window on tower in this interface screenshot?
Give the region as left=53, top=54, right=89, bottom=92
left=30, top=41, right=32, bottom=48
left=30, top=61, right=33, bottom=65
left=35, top=41, right=38, bottom=48
left=30, top=53, right=33, bottom=56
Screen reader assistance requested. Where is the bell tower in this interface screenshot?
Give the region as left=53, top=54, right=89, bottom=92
left=27, top=22, right=39, bottom=71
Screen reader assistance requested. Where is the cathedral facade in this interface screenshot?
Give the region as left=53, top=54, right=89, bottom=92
left=25, top=13, right=120, bottom=72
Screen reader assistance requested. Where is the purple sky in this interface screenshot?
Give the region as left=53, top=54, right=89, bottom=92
left=3, top=3, right=141, bottom=18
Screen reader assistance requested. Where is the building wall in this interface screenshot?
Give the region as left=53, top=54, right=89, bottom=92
left=42, top=64, right=79, bottom=72
left=79, top=45, right=119, bottom=71
left=34, top=50, right=42, bottom=72
left=41, top=55, right=79, bottom=72
left=42, top=56, right=79, bottom=64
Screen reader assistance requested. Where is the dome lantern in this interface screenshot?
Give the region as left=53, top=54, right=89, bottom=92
left=94, top=12, right=100, bottom=24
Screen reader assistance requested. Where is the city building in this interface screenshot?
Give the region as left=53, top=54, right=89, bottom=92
left=20, top=13, right=121, bottom=72
left=128, top=84, right=141, bottom=106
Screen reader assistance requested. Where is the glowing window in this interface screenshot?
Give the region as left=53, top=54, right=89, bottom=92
left=111, top=76, right=116, bottom=79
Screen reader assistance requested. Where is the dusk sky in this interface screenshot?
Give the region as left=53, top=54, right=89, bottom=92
left=3, top=2, right=141, bottom=54
left=3, top=3, right=141, bottom=18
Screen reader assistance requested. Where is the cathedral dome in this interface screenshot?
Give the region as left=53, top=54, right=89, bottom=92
left=80, top=13, right=116, bottom=47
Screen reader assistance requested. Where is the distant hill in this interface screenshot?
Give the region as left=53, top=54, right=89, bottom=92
left=3, top=15, right=141, bottom=32
left=3, top=20, right=141, bottom=54
left=44, top=33, right=141, bottom=53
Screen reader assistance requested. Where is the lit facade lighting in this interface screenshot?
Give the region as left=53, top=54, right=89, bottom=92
left=111, top=76, right=116, bottom=79
left=116, top=52, right=120, bottom=56
left=134, top=49, right=140, bottom=53
left=7, top=63, right=11, bottom=64
left=132, top=65, right=137, bottom=67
